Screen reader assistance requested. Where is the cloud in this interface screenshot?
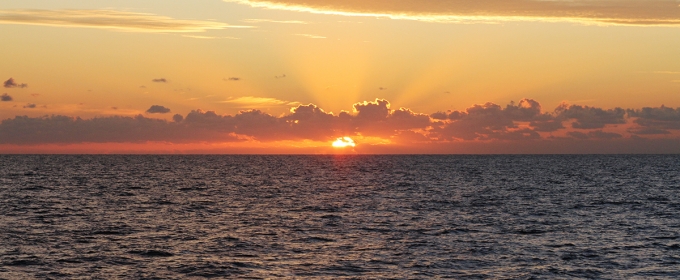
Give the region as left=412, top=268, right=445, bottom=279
left=146, top=105, right=171, bottom=114
left=156, top=99, right=430, bottom=142
left=628, top=106, right=680, bottom=123
left=568, top=130, right=623, bottom=140
left=227, top=0, right=680, bottom=26
left=172, top=114, right=184, bottom=123
left=280, top=104, right=339, bottom=140
left=23, top=103, right=36, bottom=109
left=294, top=33, right=326, bottom=39
left=242, top=19, right=308, bottom=24
left=0, top=114, right=241, bottom=145
left=3, top=98, right=680, bottom=150
left=4, top=78, right=27, bottom=88
left=627, top=106, right=680, bottom=134
left=225, top=77, right=241, bottom=81
left=430, top=98, right=552, bottom=140
left=569, top=130, right=623, bottom=140
left=0, top=9, right=252, bottom=33
left=220, top=96, right=299, bottom=108
left=530, top=119, right=565, bottom=132
left=182, top=35, right=241, bottom=39
left=346, top=99, right=431, bottom=137
left=567, top=131, right=589, bottom=140
left=353, top=99, right=391, bottom=120
left=0, top=99, right=429, bottom=144
left=182, top=35, right=218, bottom=39
left=555, top=103, right=626, bottom=129
left=275, top=74, right=286, bottom=79
left=627, top=127, right=671, bottom=135
left=1, top=93, right=12, bottom=101
left=430, top=99, right=634, bottom=141
left=432, top=102, right=519, bottom=140
left=152, top=78, right=167, bottom=83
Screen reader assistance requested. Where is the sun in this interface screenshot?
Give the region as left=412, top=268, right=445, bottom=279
left=332, top=137, right=356, bottom=148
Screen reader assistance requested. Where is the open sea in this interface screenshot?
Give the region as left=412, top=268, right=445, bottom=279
left=1, top=155, right=679, bottom=279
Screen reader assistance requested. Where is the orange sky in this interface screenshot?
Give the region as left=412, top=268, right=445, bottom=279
left=1, top=0, right=680, bottom=153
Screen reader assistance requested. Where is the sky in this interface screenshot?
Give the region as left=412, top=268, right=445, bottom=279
left=1, top=0, right=680, bottom=154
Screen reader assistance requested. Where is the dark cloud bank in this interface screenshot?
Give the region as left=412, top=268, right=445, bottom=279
left=1, top=98, right=680, bottom=153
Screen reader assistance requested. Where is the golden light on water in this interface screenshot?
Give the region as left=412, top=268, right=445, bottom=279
left=332, top=137, right=356, bottom=148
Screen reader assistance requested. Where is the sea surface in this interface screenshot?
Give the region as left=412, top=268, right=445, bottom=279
left=1, top=155, right=679, bottom=279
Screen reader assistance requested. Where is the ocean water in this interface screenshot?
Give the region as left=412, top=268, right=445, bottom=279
left=1, top=155, right=679, bottom=279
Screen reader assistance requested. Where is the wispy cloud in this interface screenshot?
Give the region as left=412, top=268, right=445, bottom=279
left=220, top=96, right=300, bottom=107
left=1, top=93, right=12, bottom=101
left=242, top=18, right=308, bottom=24
left=152, top=78, right=167, bottom=83
left=182, top=35, right=241, bottom=39
left=182, top=35, right=218, bottom=39
left=227, top=0, right=680, bottom=26
left=0, top=9, right=253, bottom=33
left=294, top=33, right=326, bottom=39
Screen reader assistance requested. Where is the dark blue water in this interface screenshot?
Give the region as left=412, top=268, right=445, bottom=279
left=1, top=155, right=679, bottom=279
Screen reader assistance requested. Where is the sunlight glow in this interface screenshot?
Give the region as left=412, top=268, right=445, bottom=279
left=332, top=137, right=356, bottom=148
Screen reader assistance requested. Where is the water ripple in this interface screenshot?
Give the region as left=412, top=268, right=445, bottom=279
left=0, top=155, right=679, bottom=278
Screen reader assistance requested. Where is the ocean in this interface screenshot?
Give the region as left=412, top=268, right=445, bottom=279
left=1, top=155, right=679, bottom=279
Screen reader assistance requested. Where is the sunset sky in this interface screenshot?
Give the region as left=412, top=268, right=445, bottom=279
left=1, top=0, right=680, bottom=153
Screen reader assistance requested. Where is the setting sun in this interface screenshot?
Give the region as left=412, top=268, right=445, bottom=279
left=332, top=137, right=356, bottom=148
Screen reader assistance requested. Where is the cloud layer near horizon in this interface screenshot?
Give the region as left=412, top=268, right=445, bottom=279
left=228, top=0, right=680, bottom=26
left=1, top=99, right=680, bottom=151
left=0, top=9, right=248, bottom=32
